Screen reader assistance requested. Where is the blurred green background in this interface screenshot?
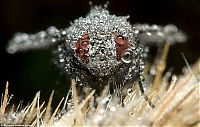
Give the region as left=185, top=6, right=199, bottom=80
left=0, top=0, right=199, bottom=108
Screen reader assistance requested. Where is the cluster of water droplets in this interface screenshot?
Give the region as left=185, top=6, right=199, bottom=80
left=8, top=26, right=67, bottom=54
left=63, top=6, right=139, bottom=77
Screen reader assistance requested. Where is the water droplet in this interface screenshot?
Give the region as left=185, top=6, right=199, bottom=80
left=134, top=30, right=139, bottom=34
left=59, top=58, right=64, bottom=62
left=125, top=75, right=129, bottom=80
left=146, top=32, right=152, bottom=36
left=110, top=106, right=116, bottom=112
left=164, top=24, right=178, bottom=33
left=38, top=31, right=46, bottom=38
left=121, top=50, right=133, bottom=63
left=90, top=68, right=97, bottom=75
left=51, top=38, right=56, bottom=42
left=127, top=88, right=133, bottom=95
left=99, top=109, right=105, bottom=114
left=129, top=111, right=133, bottom=116
left=101, top=95, right=112, bottom=104
left=47, top=26, right=59, bottom=36
left=61, top=30, right=67, bottom=36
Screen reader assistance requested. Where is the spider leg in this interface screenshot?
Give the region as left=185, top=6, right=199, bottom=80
left=7, top=26, right=67, bottom=54
left=133, top=24, right=186, bottom=46
left=138, top=79, right=155, bottom=108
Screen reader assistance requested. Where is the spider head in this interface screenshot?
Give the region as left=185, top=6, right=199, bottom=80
left=66, top=6, right=140, bottom=77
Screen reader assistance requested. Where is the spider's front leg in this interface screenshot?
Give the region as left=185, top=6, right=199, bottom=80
left=133, top=24, right=186, bottom=46
left=7, top=26, right=67, bottom=54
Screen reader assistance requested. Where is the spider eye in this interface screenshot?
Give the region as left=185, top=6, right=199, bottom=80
left=115, top=35, right=129, bottom=60
left=75, top=34, right=90, bottom=63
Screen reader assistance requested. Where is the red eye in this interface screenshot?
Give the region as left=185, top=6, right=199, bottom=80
left=75, top=34, right=90, bottom=63
left=115, top=35, right=129, bottom=59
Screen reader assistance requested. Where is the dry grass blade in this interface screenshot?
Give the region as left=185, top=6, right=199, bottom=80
left=47, top=97, right=64, bottom=126
left=0, top=81, right=9, bottom=116
left=152, top=43, right=170, bottom=90
left=44, top=90, right=54, bottom=123
left=24, top=91, right=40, bottom=125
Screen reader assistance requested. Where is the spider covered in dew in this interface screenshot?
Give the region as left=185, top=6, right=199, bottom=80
left=7, top=5, right=186, bottom=107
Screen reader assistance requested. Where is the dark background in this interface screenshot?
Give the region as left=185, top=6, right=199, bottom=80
left=0, top=0, right=199, bottom=107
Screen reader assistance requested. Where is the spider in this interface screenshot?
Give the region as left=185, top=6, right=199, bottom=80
left=7, top=6, right=186, bottom=107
